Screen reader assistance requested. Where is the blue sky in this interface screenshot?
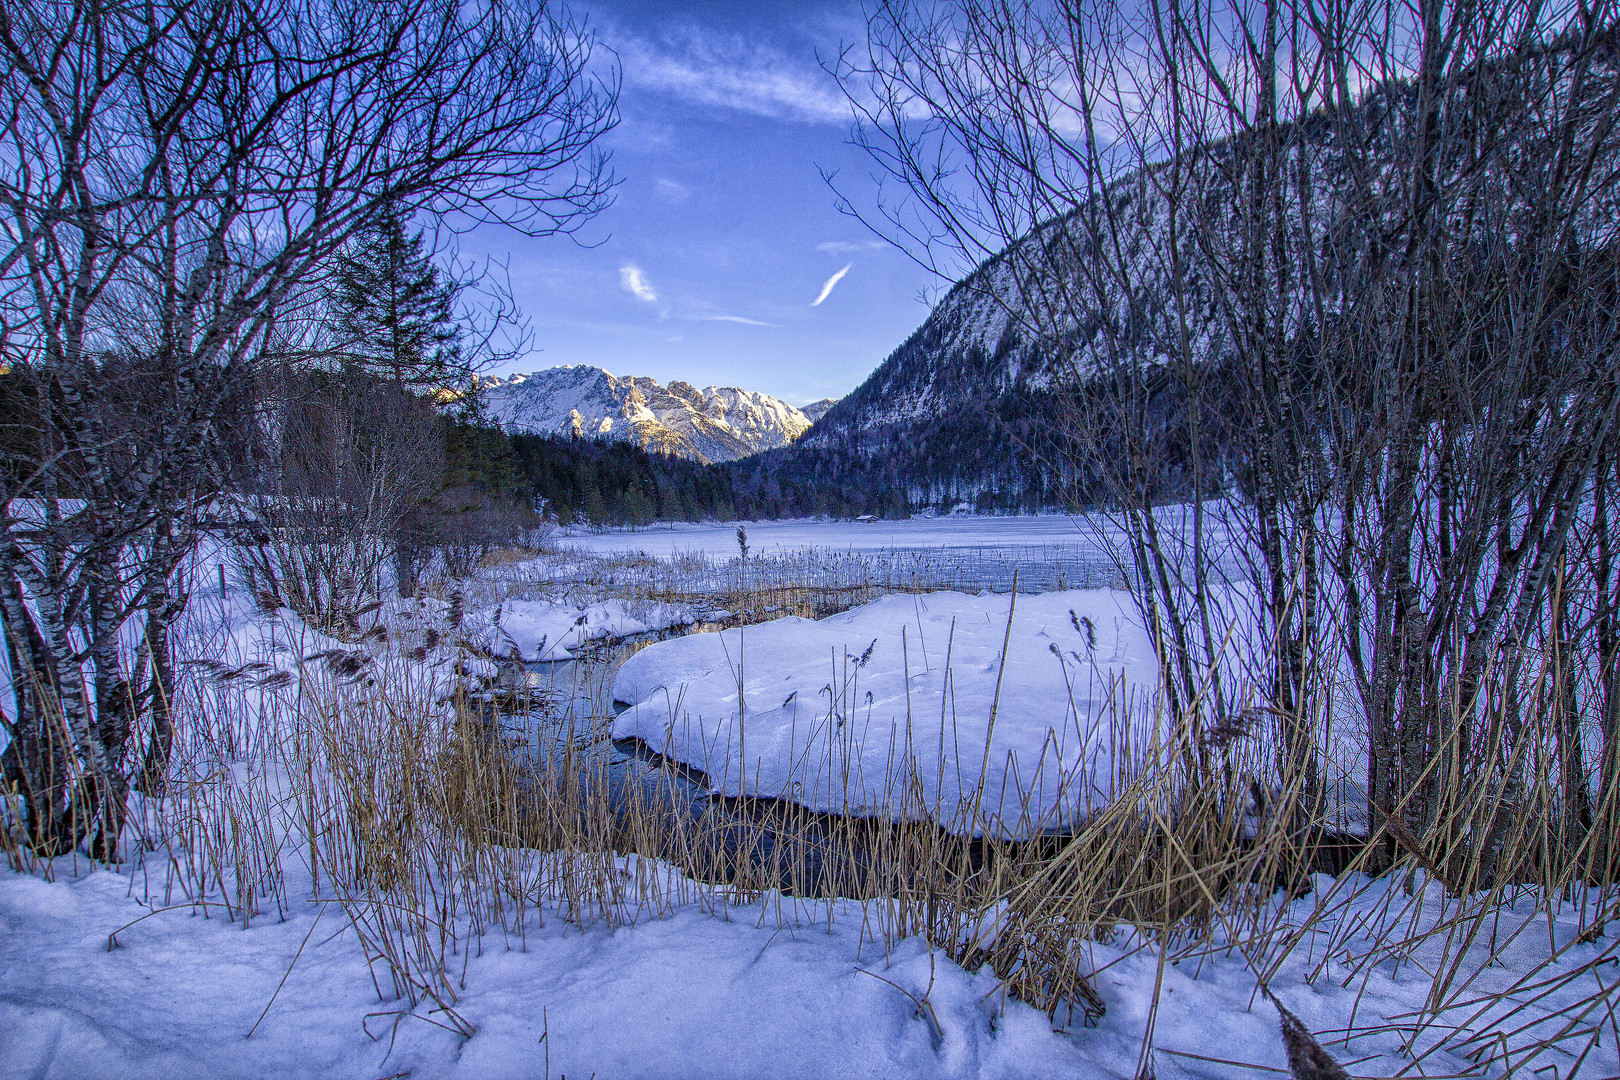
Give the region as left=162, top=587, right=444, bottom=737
left=465, top=0, right=940, bottom=407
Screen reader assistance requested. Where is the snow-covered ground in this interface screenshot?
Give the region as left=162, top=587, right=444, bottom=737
left=612, top=589, right=1160, bottom=836
left=6, top=851, right=1618, bottom=1078
left=5, top=520, right=1616, bottom=1079
left=486, top=597, right=696, bottom=661
left=0, top=854, right=1104, bottom=1079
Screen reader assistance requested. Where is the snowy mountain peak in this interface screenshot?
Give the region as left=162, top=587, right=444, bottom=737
left=479, top=365, right=825, bottom=464
left=800, top=398, right=839, bottom=424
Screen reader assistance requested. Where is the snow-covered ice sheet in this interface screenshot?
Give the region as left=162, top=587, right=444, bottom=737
left=556, top=514, right=1116, bottom=560
left=611, top=590, right=1160, bottom=836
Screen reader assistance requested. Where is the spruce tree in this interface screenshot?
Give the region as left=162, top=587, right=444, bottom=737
left=330, top=208, right=466, bottom=391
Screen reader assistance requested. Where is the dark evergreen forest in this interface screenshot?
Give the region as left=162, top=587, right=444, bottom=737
left=506, top=432, right=911, bottom=525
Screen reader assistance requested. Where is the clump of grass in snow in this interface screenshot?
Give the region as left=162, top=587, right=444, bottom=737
left=457, top=542, right=1119, bottom=635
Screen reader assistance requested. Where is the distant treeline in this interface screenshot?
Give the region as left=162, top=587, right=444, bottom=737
left=0, top=362, right=1175, bottom=525
left=507, top=433, right=911, bottom=526
left=0, top=366, right=925, bottom=526
left=462, top=397, right=1089, bottom=527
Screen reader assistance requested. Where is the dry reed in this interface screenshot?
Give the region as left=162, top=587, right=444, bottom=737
left=3, top=556, right=1618, bottom=1076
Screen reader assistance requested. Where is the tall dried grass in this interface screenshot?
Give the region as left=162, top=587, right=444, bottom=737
left=463, top=541, right=1121, bottom=636
left=4, top=575, right=1618, bottom=1076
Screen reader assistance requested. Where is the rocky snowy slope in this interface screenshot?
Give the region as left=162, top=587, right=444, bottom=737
left=799, top=255, right=1034, bottom=449
left=800, top=397, right=839, bottom=424
left=791, top=47, right=1620, bottom=509
left=480, top=366, right=821, bottom=464
left=774, top=163, right=1199, bottom=511
left=790, top=174, right=1187, bottom=510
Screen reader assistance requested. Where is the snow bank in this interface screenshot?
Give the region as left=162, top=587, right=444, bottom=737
left=485, top=598, right=693, bottom=661
left=611, top=590, right=1160, bottom=836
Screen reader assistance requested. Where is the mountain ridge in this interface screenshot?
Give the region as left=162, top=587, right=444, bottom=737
left=792, top=38, right=1620, bottom=513
left=480, top=366, right=827, bottom=465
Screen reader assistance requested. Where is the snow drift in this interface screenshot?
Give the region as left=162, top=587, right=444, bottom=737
left=611, top=589, right=1160, bottom=837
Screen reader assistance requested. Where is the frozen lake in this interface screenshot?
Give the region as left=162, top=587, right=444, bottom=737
left=550, top=514, right=1134, bottom=592
left=552, top=514, right=1114, bottom=558
left=551, top=515, right=1130, bottom=594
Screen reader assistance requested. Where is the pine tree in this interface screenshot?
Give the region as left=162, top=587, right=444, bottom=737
left=330, top=208, right=466, bottom=391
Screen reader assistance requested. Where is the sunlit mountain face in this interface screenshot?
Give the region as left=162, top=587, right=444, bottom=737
left=480, top=366, right=826, bottom=464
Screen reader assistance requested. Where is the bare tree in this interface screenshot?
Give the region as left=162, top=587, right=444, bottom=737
left=246, top=207, right=520, bottom=615
left=0, top=0, right=617, bottom=856
left=838, top=0, right=1620, bottom=874
left=240, top=370, right=445, bottom=633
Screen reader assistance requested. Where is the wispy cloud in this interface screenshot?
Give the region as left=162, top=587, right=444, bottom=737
left=695, top=313, right=776, bottom=327
left=619, top=264, right=658, bottom=303
left=654, top=177, right=690, bottom=203
left=811, top=264, right=852, bottom=307
left=611, top=26, right=851, bottom=124
left=816, top=240, right=885, bottom=255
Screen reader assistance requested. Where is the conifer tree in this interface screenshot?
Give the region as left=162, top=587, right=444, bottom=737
left=330, top=209, right=467, bottom=391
